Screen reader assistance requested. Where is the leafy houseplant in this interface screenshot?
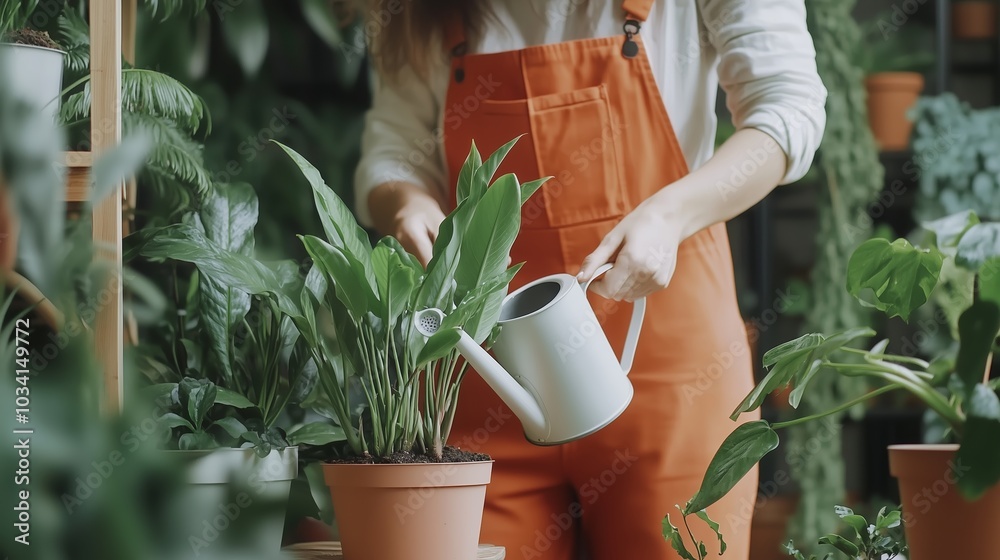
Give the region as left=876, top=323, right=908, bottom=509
left=911, top=93, right=1000, bottom=223
left=0, top=0, right=65, bottom=123
left=783, top=506, right=907, bottom=560
left=293, top=136, right=545, bottom=560
left=668, top=210, right=1000, bottom=560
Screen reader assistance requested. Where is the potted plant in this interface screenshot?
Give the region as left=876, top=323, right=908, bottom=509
left=911, top=94, right=1000, bottom=223
left=287, top=139, right=543, bottom=560
left=859, top=16, right=935, bottom=151
left=131, top=183, right=351, bottom=554
left=782, top=506, right=908, bottom=560
left=0, top=1, right=65, bottom=123
left=663, top=210, right=1000, bottom=560
left=952, top=0, right=998, bottom=40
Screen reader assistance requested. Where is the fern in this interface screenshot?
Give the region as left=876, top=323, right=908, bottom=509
left=125, top=112, right=213, bottom=196
left=57, top=8, right=91, bottom=72
left=62, top=69, right=210, bottom=135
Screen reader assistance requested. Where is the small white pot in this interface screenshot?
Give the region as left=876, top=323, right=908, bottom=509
left=0, top=42, right=66, bottom=123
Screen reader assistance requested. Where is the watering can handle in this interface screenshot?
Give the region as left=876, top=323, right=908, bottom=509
left=580, top=264, right=647, bottom=375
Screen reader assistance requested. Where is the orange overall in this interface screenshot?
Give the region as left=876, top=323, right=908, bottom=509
left=444, top=2, right=761, bottom=558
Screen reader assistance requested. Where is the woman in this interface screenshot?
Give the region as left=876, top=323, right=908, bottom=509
left=355, top=1, right=826, bottom=558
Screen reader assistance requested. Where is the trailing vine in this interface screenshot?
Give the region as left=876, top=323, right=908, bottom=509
left=791, top=0, right=883, bottom=550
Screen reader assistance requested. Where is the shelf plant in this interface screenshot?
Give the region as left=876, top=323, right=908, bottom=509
left=666, top=210, right=1000, bottom=560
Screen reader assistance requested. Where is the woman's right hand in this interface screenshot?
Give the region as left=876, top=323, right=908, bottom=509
left=369, top=181, right=445, bottom=267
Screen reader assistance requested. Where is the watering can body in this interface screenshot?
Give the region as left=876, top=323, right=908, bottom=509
left=444, top=265, right=646, bottom=445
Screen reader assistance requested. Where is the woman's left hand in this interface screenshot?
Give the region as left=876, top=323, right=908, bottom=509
left=576, top=191, right=684, bottom=302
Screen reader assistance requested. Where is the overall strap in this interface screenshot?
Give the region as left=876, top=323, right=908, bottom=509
left=621, top=0, right=655, bottom=22
left=444, top=12, right=468, bottom=56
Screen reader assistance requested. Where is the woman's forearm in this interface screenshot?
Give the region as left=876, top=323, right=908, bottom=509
left=655, top=128, right=790, bottom=240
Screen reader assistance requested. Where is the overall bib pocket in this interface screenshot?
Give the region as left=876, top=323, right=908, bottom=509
left=480, top=85, right=627, bottom=229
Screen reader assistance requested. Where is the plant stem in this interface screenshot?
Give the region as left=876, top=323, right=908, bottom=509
left=771, top=385, right=900, bottom=429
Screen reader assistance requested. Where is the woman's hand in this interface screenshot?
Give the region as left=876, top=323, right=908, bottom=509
left=577, top=191, right=683, bottom=302
left=577, top=129, right=789, bottom=301
left=369, top=181, right=445, bottom=266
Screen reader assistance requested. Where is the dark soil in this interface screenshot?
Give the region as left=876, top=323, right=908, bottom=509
left=328, top=446, right=491, bottom=465
left=4, top=29, right=60, bottom=50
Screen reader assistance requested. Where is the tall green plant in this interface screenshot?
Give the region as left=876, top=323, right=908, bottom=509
left=667, top=210, right=1000, bottom=556
left=290, top=138, right=546, bottom=460
left=792, top=0, right=885, bottom=548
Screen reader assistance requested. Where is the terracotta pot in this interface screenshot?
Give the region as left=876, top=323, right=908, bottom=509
left=952, top=1, right=999, bottom=40
left=889, top=444, right=1000, bottom=560
left=865, top=72, right=925, bottom=152
left=324, top=461, right=492, bottom=560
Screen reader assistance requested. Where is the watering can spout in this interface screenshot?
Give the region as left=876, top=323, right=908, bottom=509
left=453, top=330, right=548, bottom=436
left=414, top=309, right=547, bottom=437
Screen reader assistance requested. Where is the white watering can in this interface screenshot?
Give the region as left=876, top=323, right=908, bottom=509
left=414, top=264, right=646, bottom=445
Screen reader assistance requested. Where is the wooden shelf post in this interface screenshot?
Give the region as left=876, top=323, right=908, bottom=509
left=90, top=0, right=124, bottom=412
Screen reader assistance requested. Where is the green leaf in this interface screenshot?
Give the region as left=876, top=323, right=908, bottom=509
left=215, top=388, right=254, bottom=408
left=138, top=224, right=292, bottom=308
left=416, top=327, right=463, bottom=367
left=471, top=136, right=522, bottom=202
left=456, top=141, right=483, bottom=204
left=200, top=182, right=258, bottom=255
left=981, top=258, right=1000, bottom=307
left=923, top=210, right=980, bottom=248
left=274, top=141, right=373, bottom=283
left=286, top=422, right=347, bottom=446
left=180, top=378, right=217, bottom=428
left=762, top=333, right=826, bottom=367
left=876, top=508, right=902, bottom=531
left=788, top=359, right=823, bottom=409
left=520, top=177, right=550, bottom=206
left=212, top=417, right=249, bottom=438
left=694, top=510, right=727, bottom=555
left=957, top=223, right=1000, bottom=270
left=179, top=431, right=219, bottom=451
left=847, top=238, right=944, bottom=321
left=446, top=264, right=523, bottom=343
left=956, top=385, right=1000, bottom=500
left=686, top=421, right=779, bottom=514
left=662, top=514, right=697, bottom=560
left=301, top=235, right=373, bottom=321
left=158, top=412, right=195, bottom=432
left=219, top=0, right=269, bottom=76
left=455, top=173, right=521, bottom=298
left=955, top=301, right=1000, bottom=392
left=817, top=534, right=860, bottom=557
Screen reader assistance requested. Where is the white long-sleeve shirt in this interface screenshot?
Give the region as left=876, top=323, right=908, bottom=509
left=353, top=0, right=827, bottom=227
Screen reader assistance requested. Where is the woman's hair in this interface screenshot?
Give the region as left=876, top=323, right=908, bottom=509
left=368, top=0, right=487, bottom=78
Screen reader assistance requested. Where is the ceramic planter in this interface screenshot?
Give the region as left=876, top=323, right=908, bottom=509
left=865, top=72, right=924, bottom=151
left=169, top=447, right=298, bottom=555
left=952, top=1, right=998, bottom=40
left=0, top=43, right=66, bottom=123
left=889, top=444, right=1000, bottom=560
left=324, top=461, right=493, bottom=560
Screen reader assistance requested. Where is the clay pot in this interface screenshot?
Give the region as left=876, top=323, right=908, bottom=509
left=952, top=1, right=999, bottom=40
left=865, top=72, right=925, bottom=152
left=324, top=461, right=492, bottom=560
left=889, top=444, right=1000, bottom=560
